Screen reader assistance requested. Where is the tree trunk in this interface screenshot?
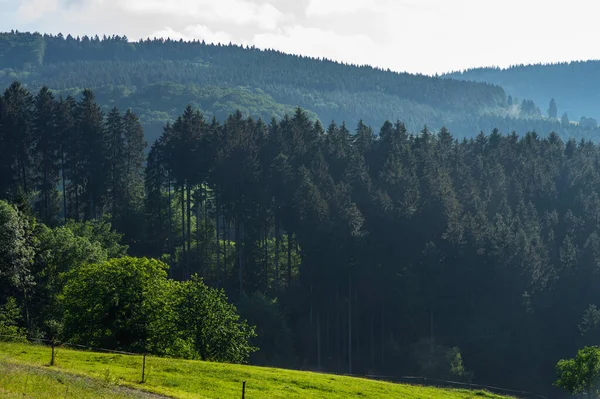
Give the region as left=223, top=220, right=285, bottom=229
left=430, top=307, right=435, bottom=353
left=112, top=153, right=116, bottom=219
left=274, top=214, right=280, bottom=294
left=381, top=299, right=385, bottom=368
left=89, top=182, right=94, bottom=220
left=44, top=166, right=48, bottom=222
left=317, top=311, right=322, bottom=371
left=186, top=183, right=192, bottom=276
left=348, top=276, right=352, bottom=375
left=204, top=185, right=209, bottom=273
left=370, top=310, right=375, bottom=371
left=264, top=224, right=269, bottom=288
left=196, top=187, right=200, bottom=263
left=181, top=184, right=186, bottom=279
left=236, top=216, right=242, bottom=295
left=326, top=309, right=330, bottom=362
left=61, top=159, right=67, bottom=223
left=225, top=216, right=229, bottom=279
left=287, top=233, right=292, bottom=287
left=74, top=182, right=79, bottom=222
left=215, top=191, right=220, bottom=287
left=356, top=288, right=360, bottom=367
left=336, top=286, right=341, bottom=371
left=167, top=174, right=174, bottom=274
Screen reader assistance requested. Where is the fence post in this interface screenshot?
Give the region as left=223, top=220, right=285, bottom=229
left=241, top=381, right=246, bottom=399
left=141, top=354, right=146, bottom=383
left=50, top=341, right=55, bottom=366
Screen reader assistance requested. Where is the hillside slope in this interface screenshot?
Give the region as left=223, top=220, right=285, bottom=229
left=0, top=361, right=165, bottom=398
left=3, top=31, right=596, bottom=141
left=445, top=61, right=600, bottom=124
left=0, top=342, right=511, bottom=399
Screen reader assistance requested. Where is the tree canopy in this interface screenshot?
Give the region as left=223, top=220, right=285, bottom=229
left=4, top=79, right=600, bottom=396
left=3, top=32, right=599, bottom=143
left=556, top=346, right=600, bottom=399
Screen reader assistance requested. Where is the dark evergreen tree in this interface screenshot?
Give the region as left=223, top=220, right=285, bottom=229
left=74, top=89, right=107, bottom=220
left=1, top=82, right=34, bottom=203
left=55, top=95, right=76, bottom=221
left=549, top=98, right=558, bottom=119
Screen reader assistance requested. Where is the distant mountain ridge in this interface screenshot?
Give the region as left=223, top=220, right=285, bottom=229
left=444, top=60, right=600, bottom=124
left=2, top=31, right=599, bottom=141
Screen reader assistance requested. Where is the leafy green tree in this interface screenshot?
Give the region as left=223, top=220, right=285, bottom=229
left=175, top=274, right=257, bottom=363
left=64, top=217, right=127, bottom=259
left=0, top=201, right=35, bottom=310
left=61, top=257, right=255, bottom=362
left=0, top=297, right=26, bottom=339
left=61, top=257, right=172, bottom=352
left=555, top=346, right=600, bottom=399
left=30, top=221, right=115, bottom=335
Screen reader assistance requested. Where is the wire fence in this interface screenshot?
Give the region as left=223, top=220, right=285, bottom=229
left=0, top=333, right=248, bottom=397
left=0, top=333, right=150, bottom=388
left=363, top=375, right=548, bottom=399
left=0, top=334, right=546, bottom=399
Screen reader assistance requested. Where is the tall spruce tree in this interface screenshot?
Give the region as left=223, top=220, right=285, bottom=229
left=32, top=87, right=60, bottom=224
left=75, top=89, right=107, bottom=220
left=1, top=82, right=34, bottom=203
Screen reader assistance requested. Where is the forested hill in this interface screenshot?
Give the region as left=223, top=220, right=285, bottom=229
left=4, top=81, right=600, bottom=397
left=2, top=31, right=599, bottom=142
left=445, top=61, right=600, bottom=125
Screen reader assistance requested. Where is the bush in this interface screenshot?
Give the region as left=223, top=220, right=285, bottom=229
left=61, top=257, right=256, bottom=363
left=61, top=257, right=171, bottom=353
left=410, top=338, right=472, bottom=382
left=0, top=297, right=27, bottom=341
left=174, top=275, right=257, bottom=363
left=555, top=346, right=600, bottom=398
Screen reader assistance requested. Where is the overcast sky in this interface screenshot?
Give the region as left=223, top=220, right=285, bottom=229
left=2, top=0, right=599, bottom=75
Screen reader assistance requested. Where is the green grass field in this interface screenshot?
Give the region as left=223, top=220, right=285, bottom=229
left=0, top=341, right=511, bottom=399
left=0, top=361, right=164, bottom=398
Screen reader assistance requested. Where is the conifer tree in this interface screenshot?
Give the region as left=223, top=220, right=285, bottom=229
left=75, top=89, right=107, bottom=220
left=32, top=87, right=60, bottom=224
left=1, top=82, right=34, bottom=202
left=55, top=95, right=77, bottom=221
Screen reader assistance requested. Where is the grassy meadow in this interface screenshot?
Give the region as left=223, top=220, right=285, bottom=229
left=0, top=341, right=512, bottom=399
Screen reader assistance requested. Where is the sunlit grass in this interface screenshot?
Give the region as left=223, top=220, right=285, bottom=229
left=0, top=341, right=512, bottom=399
left=0, top=360, right=160, bottom=398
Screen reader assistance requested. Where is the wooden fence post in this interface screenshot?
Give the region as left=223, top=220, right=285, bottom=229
left=241, top=381, right=246, bottom=399
left=141, top=354, right=146, bottom=383
left=50, top=341, right=55, bottom=366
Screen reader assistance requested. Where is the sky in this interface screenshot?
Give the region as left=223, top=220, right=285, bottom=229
left=1, top=0, right=600, bottom=75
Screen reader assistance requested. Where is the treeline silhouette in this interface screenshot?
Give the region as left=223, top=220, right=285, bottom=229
left=4, top=31, right=600, bottom=145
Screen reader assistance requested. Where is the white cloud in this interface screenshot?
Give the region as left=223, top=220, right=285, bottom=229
left=119, top=0, right=284, bottom=30
left=305, top=0, right=374, bottom=16
left=4, top=0, right=600, bottom=74
left=254, top=26, right=380, bottom=65
left=17, top=0, right=61, bottom=22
